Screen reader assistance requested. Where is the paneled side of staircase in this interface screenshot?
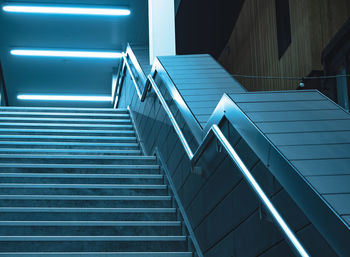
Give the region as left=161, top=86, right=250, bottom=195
left=0, top=107, right=192, bottom=257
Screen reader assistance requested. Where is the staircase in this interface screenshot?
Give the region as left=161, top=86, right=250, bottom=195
left=0, top=107, right=192, bottom=256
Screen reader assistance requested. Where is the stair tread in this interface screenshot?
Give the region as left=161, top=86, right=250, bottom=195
left=0, top=173, right=162, bottom=178
left=0, top=117, right=132, bottom=123
left=0, top=129, right=135, bottom=134
left=0, top=236, right=187, bottom=241
left=0, top=154, right=153, bottom=159
left=0, top=107, right=192, bottom=254
left=0, top=149, right=141, bottom=154
left=0, top=184, right=167, bottom=189
left=0, top=163, right=158, bottom=169
left=0, top=207, right=176, bottom=213
left=0, top=112, right=130, bottom=117
left=0, top=253, right=192, bottom=256
left=0, top=107, right=128, bottom=112
left=0, top=221, right=181, bottom=226
left=0, top=195, right=171, bottom=200
left=0, top=141, right=139, bottom=146
left=0, top=135, right=137, bottom=140
left=0, top=123, right=133, bottom=128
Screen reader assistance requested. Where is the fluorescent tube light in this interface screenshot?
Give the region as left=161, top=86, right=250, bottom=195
left=2, top=5, right=131, bottom=16
left=17, top=95, right=112, bottom=102
left=11, top=50, right=123, bottom=59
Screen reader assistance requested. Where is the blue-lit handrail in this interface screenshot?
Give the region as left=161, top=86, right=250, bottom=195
left=118, top=49, right=310, bottom=257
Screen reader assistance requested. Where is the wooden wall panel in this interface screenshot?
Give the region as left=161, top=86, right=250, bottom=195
left=219, top=0, right=350, bottom=92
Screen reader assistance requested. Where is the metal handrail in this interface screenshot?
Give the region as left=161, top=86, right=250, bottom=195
left=0, top=61, right=8, bottom=106
left=119, top=51, right=310, bottom=257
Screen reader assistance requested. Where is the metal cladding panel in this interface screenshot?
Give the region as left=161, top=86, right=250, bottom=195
left=129, top=46, right=152, bottom=75
left=158, top=55, right=246, bottom=128
left=229, top=90, right=350, bottom=230
left=324, top=194, right=350, bottom=215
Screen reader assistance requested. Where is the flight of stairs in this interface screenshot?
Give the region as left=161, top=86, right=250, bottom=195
left=0, top=107, right=192, bottom=256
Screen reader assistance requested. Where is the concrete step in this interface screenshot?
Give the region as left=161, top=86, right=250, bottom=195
left=0, top=173, right=162, bottom=184
left=0, top=128, right=135, bottom=136
left=0, top=252, right=192, bottom=257
left=0, top=123, right=134, bottom=130
left=0, top=141, right=140, bottom=150
left=0, top=117, right=132, bottom=125
left=0, top=148, right=142, bottom=155
left=0, top=164, right=160, bottom=174
left=0, top=184, right=167, bottom=196
left=0, top=183, right=167, bottom=196
left=0, top=155, right=156, bottom=165
left=0, top=188, right=167, bottom=196
left=0, top=195, right=172, bottom=208
left=0, top=107, right=192, bottom=255
left=0, top=111, right=130, bottom=119
left=0, top=107, right=128, bottom=114
left=0, top=236, right=188, bottom=252
left=0, top=135, right=137, bottom=143
left=0, top=207, right=178, bottom=221
left=0, top=221, right=182, bottom=236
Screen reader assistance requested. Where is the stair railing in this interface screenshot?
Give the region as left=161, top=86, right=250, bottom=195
left=117, top=50, right=310, bottom=257
left=0, top=61, right=8, bottom=106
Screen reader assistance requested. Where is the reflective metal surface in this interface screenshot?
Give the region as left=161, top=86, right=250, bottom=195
left=114, top=45, right=311, bottom=257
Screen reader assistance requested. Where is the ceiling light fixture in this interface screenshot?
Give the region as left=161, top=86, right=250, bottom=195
left=11, top=50, right=123, bottom=59
left=17, top=95, right=112, bottom=102
left=2, top=5, right=131, bottom=16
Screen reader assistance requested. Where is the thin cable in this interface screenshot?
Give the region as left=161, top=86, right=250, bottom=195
left=231, top=74, right=350, bottom=80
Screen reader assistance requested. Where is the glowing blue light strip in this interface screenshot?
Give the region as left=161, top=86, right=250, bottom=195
left=17, top=95, right=112, bottom=102
left=2, top=5, right=131, bottom=16
left=212, top=125, right=310, bottom=257
left=11, top=50, right=123, bottom=59
left=111, top=74, right=118, bottom=101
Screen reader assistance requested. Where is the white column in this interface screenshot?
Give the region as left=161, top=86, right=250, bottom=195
left=148, top=0, right=176, bottom=65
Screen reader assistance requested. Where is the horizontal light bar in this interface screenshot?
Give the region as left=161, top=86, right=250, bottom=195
left=2, top=5, right=131, bottom=16
left=11, top=50, right=123, bottom=59
left=17, top=95, right=112, bottom=102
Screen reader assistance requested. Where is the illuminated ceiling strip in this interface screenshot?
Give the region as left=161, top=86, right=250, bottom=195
left=11, top=50, right=123, bottom=59
left=2, top=5, right=131, bottom=16
left=17, top=95, right=112, bottom=102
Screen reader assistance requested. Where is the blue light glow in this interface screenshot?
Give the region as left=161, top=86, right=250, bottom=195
left=2, top=5, right=131, bottom=16
left=11, top=50, right=123, bottom=59
left=17, top=95, right=112, bottom=102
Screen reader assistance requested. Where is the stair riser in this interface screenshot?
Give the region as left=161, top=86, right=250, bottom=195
left=0, top=212, right=177, bottom=221
left=0, top=113, right=130, bottom=119
left=0, top=200, right=172, bottom=208
left=0, top=125, right=134, bottom=131
left=0, top=241, right=188, bottom=252
left=0, top=144, right=139, bottom=150
left=0, top=150, right=142, bottom=155
left=0, top=131, right=136, bottom=137
left=0, top=158, right=155, bottom=165
left=0, top=119, right=132, bottom=125
left=0, top=108, right=129, bottom=114
left=0, top=138, right=137, bottom=143
left=0, top=226, right=182, bottom=236
left=0, top=188, right=167, bottom=196
left=0, top=177, right=163, bottom=184
left=0, top=168, right=159, bottom=174
left=0, top=107, right=191, bottom=254
left=0, top=253, right=192, bottom=257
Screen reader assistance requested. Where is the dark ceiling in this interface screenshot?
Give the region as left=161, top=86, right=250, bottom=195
left=0, top=0, right=149, bottom=107
left=175, top=0, right=244, bottom=59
